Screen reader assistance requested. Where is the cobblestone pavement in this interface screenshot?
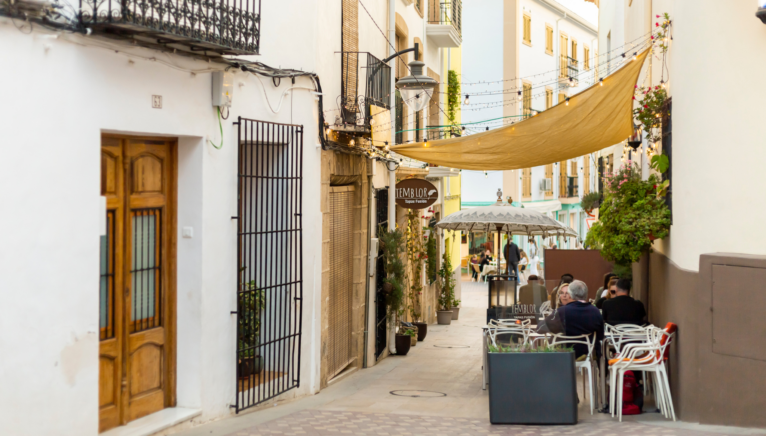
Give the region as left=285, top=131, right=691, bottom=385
left=226, top=409, right=721, bottom=436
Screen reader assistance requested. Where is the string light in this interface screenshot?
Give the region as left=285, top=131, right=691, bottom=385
left=565, top=97, right=570, bottom=106
left=599, top=78, right=604, bottom=86
left=484, top=171, right=488, bottom=179
left=369, top=118, right=375, bottom=125
left=424, top=140, right=428, bottom=147
left=517, top=90, right=522, bottom=101
left=350, top=139, right=355, bottom=146
left=464, top=95, right=470, bottom=105
left=633, top=52, right=637, bottom=61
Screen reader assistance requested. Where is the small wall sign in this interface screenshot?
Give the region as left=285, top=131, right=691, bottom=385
left=395, top=178, right=438, bottom=209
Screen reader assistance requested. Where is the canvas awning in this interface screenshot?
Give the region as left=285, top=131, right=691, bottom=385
left=391, top=50, right=649, bottom=171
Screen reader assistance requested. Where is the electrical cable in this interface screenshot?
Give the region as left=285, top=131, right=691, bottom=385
left=208, top=106, right=224, bottom=149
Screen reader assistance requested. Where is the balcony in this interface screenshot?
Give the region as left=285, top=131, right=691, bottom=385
left=566, top=177, right=579, bottom=198
left=558, top=56, right=579, bottom=87
left=79, top=0, right=260, bottom=56
left=427, top=0, right=462, bottom=47
left=338, top=52, right=392, bottom=132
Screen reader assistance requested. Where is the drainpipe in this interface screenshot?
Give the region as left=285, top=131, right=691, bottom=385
left=388, top=0, right=397, bottom=356
left=363, top=175, right=373, bottom=368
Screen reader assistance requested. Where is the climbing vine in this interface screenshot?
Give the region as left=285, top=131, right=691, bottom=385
left=447, top=70, right=460, bottom=136
left=406, top=209, right=425, bottom=322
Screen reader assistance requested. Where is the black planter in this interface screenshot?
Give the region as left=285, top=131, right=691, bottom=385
left=413, top=322, right=428, bottom=341
left=487, top=351, right=577, bottom=425
left=395, top=334, right=412, bottom=356
left=238, top=355, right=264, bottom=378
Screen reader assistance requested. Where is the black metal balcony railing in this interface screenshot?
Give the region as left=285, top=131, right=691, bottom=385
left=560, top=56, right=578, bottom=80
left=428, top=0, right=462, bottom=36
left=80, top=0, right=260, bottom=55
left=341, top=52, right=392, bottom=127
left=566, top=177, right=579, bottom=198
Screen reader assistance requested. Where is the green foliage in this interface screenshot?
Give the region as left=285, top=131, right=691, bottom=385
left=452, top=298, right=461, bottom=308
left=650, top=153, right=670, bottom=173
left=238, top=282, right=266, bottom=358
left=654, top=13, right=672, bottom=53
left=584, top=162, right=671, bottom=267
left=580, top=191, right=601, bottom=212
left=379, top=225, right=406, bottom=321
left=612, top=263, right=633, bottom=281
left=488, top=342, right=574, bottom=354
left=447, top=70, right=461, bottom=136
left=438, top=249, right=456, bottom=311
left=426, top=229, right=438, bottom=284
left=406, top=210, right=425, bottom=322
left=634, top=86, right=668, bottom=144
left=401, top=328, right=417, bottom=338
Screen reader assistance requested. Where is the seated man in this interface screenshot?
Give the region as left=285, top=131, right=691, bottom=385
left=601, top=278, right=647, bottom=326
left=557, top=280, right=604, bottom=358
left=518, top=275, right=548, bottom=307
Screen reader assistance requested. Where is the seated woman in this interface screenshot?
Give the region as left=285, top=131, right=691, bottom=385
left=470, top=255, right=480, bottom=281
left=479, top=249, right=493, bottom=275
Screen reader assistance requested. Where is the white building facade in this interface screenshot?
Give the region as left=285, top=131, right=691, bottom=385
left=0, top=0, right=460, bottom=435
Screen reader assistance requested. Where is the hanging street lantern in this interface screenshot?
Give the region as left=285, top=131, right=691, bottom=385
left=395, top=59, right=438, bottom=113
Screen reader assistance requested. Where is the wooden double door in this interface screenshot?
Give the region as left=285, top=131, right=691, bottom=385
left=99, top=135, right=177, bottom=432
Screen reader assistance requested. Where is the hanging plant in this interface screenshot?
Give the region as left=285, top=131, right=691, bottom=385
left=633, top=85, right=667, bottom=144
left=652, top=13, right=672, bottom=54
left=584, top=162, right=670, bottom=266
left=379, top=225, right=406, bottom=321
left=580, top=192, right=601, bottom=214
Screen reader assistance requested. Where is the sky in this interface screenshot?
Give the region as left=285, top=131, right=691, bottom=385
left=554, top=0, right=599, bottom=26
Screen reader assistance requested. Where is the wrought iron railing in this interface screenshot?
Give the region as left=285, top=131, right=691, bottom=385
left=566, top=177, right=579, bottom=198
left=80, top=0, right=260, bottom=55
left=560, top=56, right=579, bottom=81
left=428, top=0, right=462, bottom=36
left=340, top=52, right=392, bottom=127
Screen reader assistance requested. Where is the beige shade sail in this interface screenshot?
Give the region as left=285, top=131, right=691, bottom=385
left=391, top=49, right=649, bottom=171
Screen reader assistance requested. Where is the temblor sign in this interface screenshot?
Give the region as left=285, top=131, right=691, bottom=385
left=395, top=179, right=438, bottom=209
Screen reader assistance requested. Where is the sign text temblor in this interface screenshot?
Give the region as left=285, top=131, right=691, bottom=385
left=395, top=178, right=438, bottom=209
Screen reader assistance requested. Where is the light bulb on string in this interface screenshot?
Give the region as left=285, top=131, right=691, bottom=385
left=565, top=97, right=570, bottom=106
left=350, top=139, right=355, bottom=146
left=369, top=118, right=375, bottom=125
left=599, top=78, right=603, bottom=86
left=484, top=171, right=488, bottom=179
left=464, top=95, right=470, bottom=105
left=633, top=52, right=637, bottom=61
left=518, top=91, right=522, bottom=101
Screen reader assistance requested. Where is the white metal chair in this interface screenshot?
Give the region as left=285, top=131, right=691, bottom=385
left=604, top=324, right=653, bottom=396
left=609, top=327, right=676, bottom=422
left=487, top=319, right=532, bottom=349
left=550, top=332, right=598, bottom=414
left=539, top=300, right=552, bottom=317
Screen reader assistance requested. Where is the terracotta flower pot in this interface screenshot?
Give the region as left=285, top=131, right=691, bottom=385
left=412, top=322, right=428, bottom=341
left=437, top=311, right=453, bottom=325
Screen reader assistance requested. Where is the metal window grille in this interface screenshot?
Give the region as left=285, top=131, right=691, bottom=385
left=328, top=188, right=355, bottom=379
left=235, top=118, right=304, bottom=413
left=374, top=189, right=389, bottom=359
left=130, top=208, right=162, bottom=333
left=428, top=0, right=462, bottom=36
left=100, top=211, right=116, bottom=340
left=340, top=53, right=392, bottom=126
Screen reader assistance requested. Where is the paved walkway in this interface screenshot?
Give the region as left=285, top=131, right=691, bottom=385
left=172, top=281, right=766, bottom=436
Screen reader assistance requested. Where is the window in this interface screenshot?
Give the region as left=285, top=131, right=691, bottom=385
left=522, top=82, right=533, bottom=117
left=522, top=168, right=532, bottom=198
left=571, top=40, right=578, bottom=62
left=559, top=33, right=568, bottom=77
left=584, top=46, right=590, bottom=70
left=545, top=164, right=554, bottom=197
left=545, top=25, right=553, bottom=55
left=523, top=13, right=532, bottom=45
left=414, top=0, right=423, bottom=17
left=546, top=88, right=553, bottom=109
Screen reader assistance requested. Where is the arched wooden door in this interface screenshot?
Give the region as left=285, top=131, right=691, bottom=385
left=99, top=135, right=177, bottom=432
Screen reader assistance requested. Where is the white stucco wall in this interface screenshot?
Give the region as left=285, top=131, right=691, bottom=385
left=0, top=0, right=332, bottom=429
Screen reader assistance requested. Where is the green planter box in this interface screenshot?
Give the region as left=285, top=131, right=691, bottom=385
left=487, top=351, right=577, bottom=425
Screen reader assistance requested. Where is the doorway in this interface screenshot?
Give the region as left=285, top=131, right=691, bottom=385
left=328, top=185, right=355, bottom=379
left=99, top=135, right=177, bottom=432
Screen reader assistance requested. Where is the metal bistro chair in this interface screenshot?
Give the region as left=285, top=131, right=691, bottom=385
left=604, top=324, right=653, bottom=396
left=550, top=332, right=598, bottom=415
left=609, top=327, right=676, bottom=422
left=487, top=319, right=533, bottom=349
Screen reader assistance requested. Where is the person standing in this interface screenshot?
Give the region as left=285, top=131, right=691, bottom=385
left=527, top=237, right=539, bottom=276
left=503, top=237, right=521, bottom=279
left=518, top=250, right=529, bottom=284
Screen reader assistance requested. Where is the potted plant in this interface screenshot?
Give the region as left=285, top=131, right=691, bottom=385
left=395, top=328, right=415, bottom=356
left=437, top=250, right=456, bottom=325
left=580, top=191, right=601, bottom=215
left=487, top=342, right=577, bottom=424
left=406, top=210, right=427, bottom=337
left=451, top=298, right=461, bottom=321
left=238, top=282, right=266, bottom=379
left=585, top=161, right=670, bottom=271
left=379, top=225, right=406, bottom=349
left=426, top=229, right=438, bottom=285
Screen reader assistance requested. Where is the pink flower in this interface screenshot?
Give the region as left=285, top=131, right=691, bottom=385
left=635, top=85, right=638, bottom=89
left=656, top=22, right=659, bottom=27
left=632, top=96, right=636, bottom=100
left=656, top=14, right=660, bottom=18
left=651, top=36, right=654, bottom=40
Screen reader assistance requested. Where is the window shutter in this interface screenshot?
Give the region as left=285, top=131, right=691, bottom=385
left=584, top=46, right=590, bottom=70
left=523, top=15, right=531, bottom=44
left=523, top=83, right=532, bottom=117
left=559, top=161, right=566, bottom=196
left=583, top=157, right=590, bottom=195
left=572, top=41, right=577, bottom=61
left=546, top=89, right=552, bottom=109
left=558, top=92, right=566, bottom=104
left=546, top=26, right=553, bottom=54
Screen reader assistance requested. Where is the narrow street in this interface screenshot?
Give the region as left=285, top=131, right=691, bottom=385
left=172, top=282, right=765, bottom=436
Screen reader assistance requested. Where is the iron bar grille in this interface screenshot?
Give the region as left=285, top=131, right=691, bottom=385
left=395, top=90, right=404, bottom=144
left=79, top=0, right=260, bottom=55
left=130, top=208, right=163, bottom=333
left=566, top=177, right=579, bottom=198
left=340, top=52, right=392, bottom=127
left=236, top=118, right=303, bottom=413
left=100, top=210, right=116, bottom=340
left=564, top=56, right=579, bottom=80
left=374, top=189, right=388, bottom=359
left=428, top=0, right=462, bottom=36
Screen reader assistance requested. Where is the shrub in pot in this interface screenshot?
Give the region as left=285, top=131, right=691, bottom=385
left=451, top=298, right=461, bottom=321
left=437, top=250, right=456, bottom=325
left=487, top=342, right=577, bottom=424
left=238, top=283, right=266, bottom=379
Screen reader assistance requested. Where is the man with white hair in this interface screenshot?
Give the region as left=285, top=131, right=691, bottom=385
left=556, top=280, right=604, bottom=358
